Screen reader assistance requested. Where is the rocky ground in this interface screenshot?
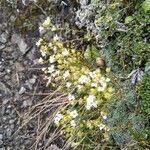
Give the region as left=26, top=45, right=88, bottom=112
left=0, top=7, right=62, bottom=150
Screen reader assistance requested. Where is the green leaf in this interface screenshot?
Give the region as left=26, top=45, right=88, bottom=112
left=142, top=0, right=150, bottom=13
left=84, top=46, right=93, bottom=61
left=91, top=45, right=99, bottom=58
left=145, top=60, right=150, bottom=72
left=125, top=16, right=133, bottom=24
left=84, top=45, right=99, bottom=61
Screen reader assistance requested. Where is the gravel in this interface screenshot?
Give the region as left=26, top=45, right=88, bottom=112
left=0, top=6, right=65, bottom=150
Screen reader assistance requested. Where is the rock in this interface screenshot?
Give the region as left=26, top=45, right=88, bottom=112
left=6, top=69, right=11, bottom=74
left=6, top=128, right=12, bottom=136
left=2, top=97, right=11, bottom=105
left=19, top=87, right=26, bottom=95
left=9, top=119, right=15, bottom=124
left=0, top=33, right=7, bottom=43
left=11, top=34, right=20, bottom=44
left=80, top=0, right=90, bottom=6
left=11, top=34, right=28, bottom=54
left=0, top=148, right=5, bottom=150
left=0, top=45, right=5, bottom=50
left=0, top=65, right=5, bottom=72
left=0, top=140, right=3, bottom=145
left=15, top=62, right=24, bottom=72
left=0, top=134, right=3, bottom=140
left=18, top=38, right=28, bottom=54
left=3, top=46, right=13, bottom=52
left=10, top=15, right=16, bottom=22
left=29, top=78, right=36, bottom=84
left=22, top=100, right=32, bottom=107
left=26, top=47, right=35, bottom=60
left=47, top=145, right=62, bottom=150
left=0, top=82, right=11, bottom=96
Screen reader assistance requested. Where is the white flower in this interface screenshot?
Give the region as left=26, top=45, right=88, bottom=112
left=39, top=26, right=44, bottom=33
left=77, top=85, right=82, bottom=90
left=42, top=67, right=46, bottom=72
left=91, top=83, right=98, bottom=87
left=89, top=71, right=96, bottom=78
left=48, top=42, right=52, bottom=47
left=48, top=65, right=55, bottom=73
left=86, top=95, right=97, bottom=110
left=49, top=55, right=55, bottom=63
left=51, top=26, right=57, bottom=31
left=69, top=110, right=78, bottom=118
left=43, top=17, right=51, bottom=27
left=102, top=115, right=107, bottom=120
left=54, top=112, right=63, bottom=125
left=98, top=80, right=107, bottom=91
left=38, top=57, right=44, bottom=64
left=68, top=94, right=75, bottom=101
left=101, top=77, right=105, bottom=81
left=53, top=35, right=59, bottom=41
left=79, top=75, right=90, bottom=84
left=51, top=70, right=60, bottom=77
left=98, top=123, right=105, bottom=130
left=66, top=82, right=72, bottom=88
left=62, top=48, right=69, bottom=56
left=100, top=111, right=107, bottom=120
left=70, top=120, right=76, bottom=127
left=106, top=78, right=110, bottom=82
left=63, top=70, right=70, bottom=79
left=53, top=46, right=57, bottom=53
left=41, top=50, right=47, bottom=57
left=98, top=86, right=105, bottom=92
left=36, top=38, right=43, bottom=47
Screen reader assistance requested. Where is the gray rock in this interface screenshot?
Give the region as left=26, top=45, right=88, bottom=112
left=29, top=78, right=36, bottom=84
left=18, top=38, right=28, bottom=54
left=0, top=140, right=3, bottom=145
left=2, top=98, right=10, bottom=105
left=47, top=145, right=62, bottom=150
left=0, top=33, right=7, bottom=43
left=80, top=0, right=90, bottom=6
left=26, top=47, right=35, bottom=60
left=0, top=45, right=5, bottom=50
left=10, top=124, right=15, bottom=129
left=9, top=119, right=15, bottom=124
left=0, top=134, right=3, bottom=140
left=0, top=82, right=11, bottom=96
left=15, top=62, right=24, bottom=72
left=11, top=34, right=28, bottom=54
left=19, top=86, right=26, bottom=95
left=22, top=100, right=32, bottom=107
left=11, top=34, right=20, bottom=44
left=0, top=65, right=5, bottom=72
left=0, top=148, right=5, bottom=150
left=6, top=128, right=12, bottom=136
left=6, top=69, right=11, bottom=74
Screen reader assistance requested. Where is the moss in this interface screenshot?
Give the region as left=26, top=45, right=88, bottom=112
left=137, top=74, right=150, bottom=115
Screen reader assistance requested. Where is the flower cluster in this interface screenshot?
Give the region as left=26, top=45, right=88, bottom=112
left=37, top=17, right=114, bottom=148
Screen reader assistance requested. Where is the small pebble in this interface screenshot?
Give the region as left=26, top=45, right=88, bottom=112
left=0, top=140, right=3, bottom=145
left=19, top=87, right=26, bottom=95
left=0, top=45, right=5, bottom=50
left=0, top=134, right=3, bottom=140
left=9, top=119, right=15, bottom=124
left=0, top=33, right=7, bottom=43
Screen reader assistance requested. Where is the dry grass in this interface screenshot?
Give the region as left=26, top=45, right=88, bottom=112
left=12, top=86, right=69, bottom=150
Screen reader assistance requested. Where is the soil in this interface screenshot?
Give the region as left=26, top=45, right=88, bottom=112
left=0, top=5, right=64, bottom=150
